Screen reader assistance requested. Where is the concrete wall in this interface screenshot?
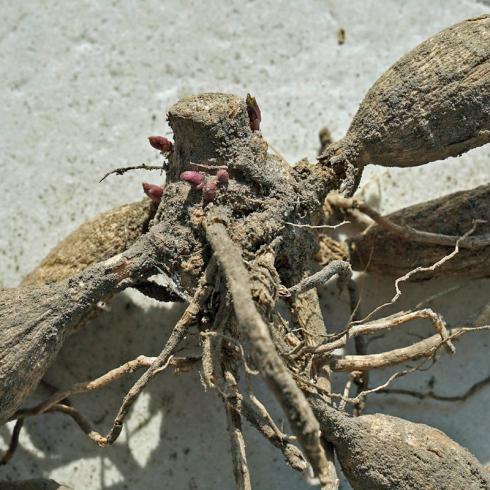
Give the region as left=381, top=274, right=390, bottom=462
left=1, top=1, right=489, bottom=488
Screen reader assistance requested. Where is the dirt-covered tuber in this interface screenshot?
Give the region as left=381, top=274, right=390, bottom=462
left=310, top=398, right=490, bottom=490
left=347, top=184, right=490, bottom=278
left=320, top=15, right=490, bottom=194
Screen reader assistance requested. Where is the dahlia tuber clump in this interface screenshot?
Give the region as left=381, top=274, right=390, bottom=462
left=1, top=15, right=490, bottom=490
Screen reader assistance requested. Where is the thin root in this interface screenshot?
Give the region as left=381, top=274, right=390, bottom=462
left=99, top=163, right=164, bottom=183
left=206, top=220, right=334, bottom=487
left=356, top=223, right=480, bottom=324
left=330, top=325, right=490, bottom=372
left=328, top=194, right=490, bottom=249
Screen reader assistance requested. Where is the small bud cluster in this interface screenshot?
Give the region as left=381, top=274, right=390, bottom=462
left=145, top=133, right=230, bottom=204
left=180, top=166, right=230, bottom=204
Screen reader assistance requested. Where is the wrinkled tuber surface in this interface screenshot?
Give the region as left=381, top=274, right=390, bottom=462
left=320, top=15, right=490, bottom=193
left=0, top=249, right=157, bottom=424
left=0, top=93, right=339, bottom=428
left=311, top=399, right=490, bottom=490
left=21, top=199, right=156, bottom=287
left=348, top=184, right=490, bottom=278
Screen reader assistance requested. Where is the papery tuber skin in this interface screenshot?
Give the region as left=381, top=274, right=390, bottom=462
left=310, top=398, right=490, bottom=490
left=348, top=184, right=490, bottom=279
left=320, top=15, right=490, bottom=193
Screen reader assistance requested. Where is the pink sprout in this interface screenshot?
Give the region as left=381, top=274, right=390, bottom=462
left=180, top=171, right=205, bottom=189
left=142, top=182, right=164, bottom=203
left=202, top=180, right=218, bottom=203
left=216, top=168, right=229, bottom=184
left=148, top=136, right=173, bottom=153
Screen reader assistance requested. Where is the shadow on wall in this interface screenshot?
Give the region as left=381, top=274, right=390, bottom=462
left=347, top=273, right=490, bottom=462
left=1, top=273, right=490, bottom=489
left=0, top=291, right=309, bottom=490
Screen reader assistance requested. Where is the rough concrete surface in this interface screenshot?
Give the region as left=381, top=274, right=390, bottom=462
left=1, top=1, right=489, bottom=489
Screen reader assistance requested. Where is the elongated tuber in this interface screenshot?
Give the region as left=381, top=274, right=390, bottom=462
left=348, top=184, right=490, bottom=278
left=320, top=15, right=490, bottom=194
left=21, top=199, right=156, bottom=287
left=310, top=397, right=490, bottom=490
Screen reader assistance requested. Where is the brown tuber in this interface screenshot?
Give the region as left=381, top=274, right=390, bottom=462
left=347, top=184, right=490, bottom=279
left=0, top=200, right=157, bottom=423
left=310, top=398, right=490, bottom=490
left=320, top=15, right=490, bottom=194
left=21, top=199, right=156, bottom=287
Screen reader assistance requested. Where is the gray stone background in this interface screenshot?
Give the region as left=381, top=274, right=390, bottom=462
left=1, top=1, right=489, bottom=489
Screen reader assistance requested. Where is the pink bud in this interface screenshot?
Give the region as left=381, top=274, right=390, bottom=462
left=142, top=182, right=164, bottom=203
left=148, top=136, right=173, bottom=153
left=246, top=94, right=261, bottom=131
left=216, top=168, right=229, bottom=184
left=202, top=180, right=218, bottom=203
left=180, top=171, right=205, bottom=189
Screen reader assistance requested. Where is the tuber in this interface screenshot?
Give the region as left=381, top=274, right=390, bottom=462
left=310, top=397, right=490, bottom=490
left=21, top=199, right=156, bottom=287
left=320, top=15, right=490, bottom=195
left=347, top=184, right=490, bottom=279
